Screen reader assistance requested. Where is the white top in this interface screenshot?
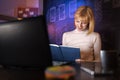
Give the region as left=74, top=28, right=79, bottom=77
left=62, top=29, right=101, bottom=61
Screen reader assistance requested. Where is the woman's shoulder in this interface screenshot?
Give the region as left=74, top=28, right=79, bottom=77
left=89, top=32, right=100, bottom=38
left=90, top=32, right=100, bottom=36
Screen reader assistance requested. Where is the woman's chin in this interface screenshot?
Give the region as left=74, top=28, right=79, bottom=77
left=78, top=28, right=83, bottom=31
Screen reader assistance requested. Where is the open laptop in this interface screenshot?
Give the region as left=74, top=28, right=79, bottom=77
left=80, top=62, right=114, bottom=77
left=0, top=16, right=53, bottom=70
left=49, top=44, right=80, bottom=62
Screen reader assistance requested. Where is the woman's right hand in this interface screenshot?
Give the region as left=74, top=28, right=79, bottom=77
left=75, top=59, right=86, bottom=63
left=75, top=59, right=96, bottom=63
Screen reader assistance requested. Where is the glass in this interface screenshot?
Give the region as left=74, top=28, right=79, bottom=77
left=100, top=50, right=118, bottom=71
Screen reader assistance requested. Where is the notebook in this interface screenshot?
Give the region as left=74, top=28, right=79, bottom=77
left=49, top=44, right=80, bottom=62
left=80, top=62, right=114, bottom=77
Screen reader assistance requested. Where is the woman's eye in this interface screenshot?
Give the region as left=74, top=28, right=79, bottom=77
left=82, top=22, right=88, bottom=24
left=82, top=22, right=86, bottom=24
left=76, top=21, right=80, bottom=23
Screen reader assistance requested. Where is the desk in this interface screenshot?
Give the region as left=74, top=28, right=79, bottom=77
left=71, top=62, right=120, bottom=80
left=0, top=67, right=45, bottom=80
left=0, top=63, right=119, bottom=80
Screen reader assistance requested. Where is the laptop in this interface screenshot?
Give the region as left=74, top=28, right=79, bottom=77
left=80, top=62, right=114, bottom=77
left=0, top=16, right=53, bottom=70
left=49, top=44, right=80, bottom=62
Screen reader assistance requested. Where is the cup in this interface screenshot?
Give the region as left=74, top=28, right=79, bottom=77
left=100, top=50, right=118, bottom=71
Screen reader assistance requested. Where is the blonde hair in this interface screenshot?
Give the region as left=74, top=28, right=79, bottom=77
left=74, top=6, right=95, bottom=34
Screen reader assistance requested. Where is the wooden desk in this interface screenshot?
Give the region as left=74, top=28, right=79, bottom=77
left=0, top=63, right=119, bottom=80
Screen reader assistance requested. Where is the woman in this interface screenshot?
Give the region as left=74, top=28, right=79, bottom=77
left=62, top=6, right=101, bottom=62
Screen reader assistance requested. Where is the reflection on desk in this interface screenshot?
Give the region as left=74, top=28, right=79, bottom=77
left=80, top=62, right=114, bottom=76
left=71, top=62, right=120, bottom=80
left=0, top=62, right=119, bottom=80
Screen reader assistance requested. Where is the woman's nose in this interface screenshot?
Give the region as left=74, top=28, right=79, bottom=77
left=78, top=22, right=82, bottom=26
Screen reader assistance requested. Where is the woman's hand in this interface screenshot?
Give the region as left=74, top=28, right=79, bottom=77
left=75, top=59, right=86, bottom=63
left=75, top=59, right=100, bottom=63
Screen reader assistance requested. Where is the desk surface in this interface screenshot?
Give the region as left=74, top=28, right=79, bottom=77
left=72, top=62, right=120, bottom=80
left=0, top=63, right=119, bottom=80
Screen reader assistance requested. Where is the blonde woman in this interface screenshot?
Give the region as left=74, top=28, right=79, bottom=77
left=62, top=6, right=101, bottom=62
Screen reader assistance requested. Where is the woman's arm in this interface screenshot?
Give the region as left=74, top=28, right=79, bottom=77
left=93, top=33, right=102, bottom=62
left=62, top=33, right=67, bottom=45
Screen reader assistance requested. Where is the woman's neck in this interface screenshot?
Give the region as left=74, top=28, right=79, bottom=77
left=74, top=29, right=88, bottom=33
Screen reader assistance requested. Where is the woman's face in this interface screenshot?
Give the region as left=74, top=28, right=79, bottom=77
left=75, top=18, right=88, bottom=31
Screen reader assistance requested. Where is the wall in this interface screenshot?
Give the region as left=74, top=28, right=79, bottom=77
left=26, top=0, right=43, bottom=15
left=0, top=0, right=26, bottom=17
left=101, top=1, right=120, bottom=50
left=0, top=0, right=43, bottom=18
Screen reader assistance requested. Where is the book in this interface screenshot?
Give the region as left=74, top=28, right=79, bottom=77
left=49, top=44, right=80, bottom=62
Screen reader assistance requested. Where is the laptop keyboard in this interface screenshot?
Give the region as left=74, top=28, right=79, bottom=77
left=80, top=62, right=95, bottom=71
left=52, top=61, right=70, bottom=66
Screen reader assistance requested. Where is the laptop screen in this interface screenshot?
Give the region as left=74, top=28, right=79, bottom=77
left=0, top=16, right=53, bottom=69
